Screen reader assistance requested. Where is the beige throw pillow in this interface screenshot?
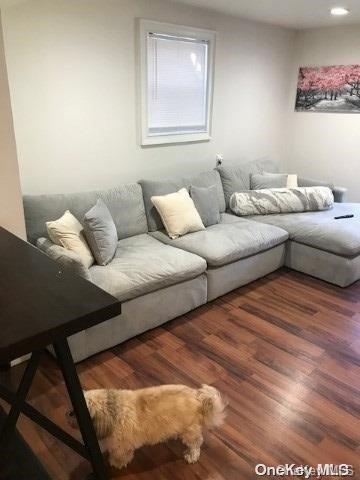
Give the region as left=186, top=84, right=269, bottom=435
left=46, top=210, right=94, bottom=268
left=151, top=188, right=205, bottom=239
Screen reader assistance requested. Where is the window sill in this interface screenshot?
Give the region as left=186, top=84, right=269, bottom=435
left=141, top=132, right=211, bottom=146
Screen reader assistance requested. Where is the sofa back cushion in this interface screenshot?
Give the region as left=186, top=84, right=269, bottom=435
left=190, top=184, right=221, bottom=227
left=139, top=170, right=226, bottom=232
left=217, top=158, right=279, bottom=207
left=83, top=199, right=118, bottom=266
left=250, top=173, right=288, bottom=190
left=24, top=184, right=148, bottom=244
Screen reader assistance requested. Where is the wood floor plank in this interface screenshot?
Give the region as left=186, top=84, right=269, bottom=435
left=229, top=306, right=325, bottom=362
left=2, top=269, right=360, bottom=479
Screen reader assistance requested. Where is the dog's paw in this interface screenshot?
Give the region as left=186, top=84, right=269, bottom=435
left=109, top=450, right=134, bottom=470
left=184, top=449, right=200, bottom=464
left=109, top=458, right=130, bottom=470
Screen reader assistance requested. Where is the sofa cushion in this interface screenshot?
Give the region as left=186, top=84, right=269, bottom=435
left=89, top=234, right=207, bottom=302
left=83, top=199, right=118, bottom=265
left=23, top=183, right=147, bottom=244
left=46, top=210, right=94, bottom=268
left=250, top=173, right=288, bottom=190
left=190, top=184, right=220, bottom=227
left=151, top=188, right=205, bottom=239
left=249, top=202, right=360, bottom=257
left=139, top=170, right=226, bottom=232
left=150, top=215, right=288, bottom=268
left=251, top=172, right=298, bottom=190
left=230, top=187, right=334, bottom=216
left=217, top=158, right=279, bottom=207
left=297, top=176, right=335, bottom=190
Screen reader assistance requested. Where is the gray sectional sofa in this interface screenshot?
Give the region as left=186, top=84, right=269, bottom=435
left=23, top=159, right=357, bottom=363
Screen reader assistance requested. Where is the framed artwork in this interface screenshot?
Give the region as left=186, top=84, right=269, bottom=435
left=295, top=65, right=360, bottom=112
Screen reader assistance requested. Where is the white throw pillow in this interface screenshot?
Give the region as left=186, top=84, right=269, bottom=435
left=46, top=210, right=94, bottom=268
left=151, top=188, right=205, bottom=239
left=286, top=174, right=298, bottom=188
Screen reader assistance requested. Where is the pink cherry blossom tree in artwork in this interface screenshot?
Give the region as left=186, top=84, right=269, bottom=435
left=296, top=65, right=360, bottom=109
left=325, top=66, right=346, bottom=100
left=296, top=68, right=321, bottom=107
left=344, top=65, right=360, bottom=97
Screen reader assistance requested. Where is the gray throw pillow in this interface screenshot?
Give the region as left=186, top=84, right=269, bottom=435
left=83, top=199, right=118, bottom=265
left=250, top=173, right=288, bottom=190
left=190, top=185, right=220, bottom=227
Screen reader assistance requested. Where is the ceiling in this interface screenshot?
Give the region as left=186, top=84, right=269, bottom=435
left=0, top=0, right=359, bottom=29
left=170, top=0, right=360, bottom=29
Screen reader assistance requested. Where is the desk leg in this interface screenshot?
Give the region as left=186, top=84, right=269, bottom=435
left=53, top=339, right=107, bottom=480
left=0, top=351, right=41, bottom=452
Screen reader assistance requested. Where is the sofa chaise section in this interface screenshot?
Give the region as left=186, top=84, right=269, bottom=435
left=23, top=184, right=207, bottom=362
left=248, top=203, right=360, bottom=287
left=215, top=158, right=356, bottom=287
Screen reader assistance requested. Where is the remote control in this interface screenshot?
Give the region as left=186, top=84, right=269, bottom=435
left=334, top=214, right=354, bottom=219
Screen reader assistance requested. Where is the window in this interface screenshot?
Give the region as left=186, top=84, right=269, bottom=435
left=139, top=20, right=215, bottom=145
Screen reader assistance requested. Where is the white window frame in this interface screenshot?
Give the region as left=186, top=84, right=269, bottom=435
left=138, top=19, right=216, bottom=146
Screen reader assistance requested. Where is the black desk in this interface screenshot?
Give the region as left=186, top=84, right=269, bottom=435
left=0, top=227, right=121, bottom=480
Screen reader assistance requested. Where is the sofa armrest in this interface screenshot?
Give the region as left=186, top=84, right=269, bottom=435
left=332, top=186, right=347, bottom=203
left=297, top=176, right=347, bottom=203
left=36, top=237, right=92, bottom=281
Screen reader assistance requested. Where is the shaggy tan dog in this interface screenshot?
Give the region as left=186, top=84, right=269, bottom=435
left=68, top=384, right=226, bottom=470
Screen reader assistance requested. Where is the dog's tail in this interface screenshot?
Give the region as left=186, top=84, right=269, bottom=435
left=197, top=384, right=227, bottom=429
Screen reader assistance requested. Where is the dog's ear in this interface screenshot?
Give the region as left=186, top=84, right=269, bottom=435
left=85, top=391, right=114, bottom=439
left=85, top=396, right=97, bottom=419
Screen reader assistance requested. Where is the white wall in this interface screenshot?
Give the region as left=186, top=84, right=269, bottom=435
left=288, top=26, right=360, bottom=201
left=2, top=0, right=295, bottom=195
left=0, top=11, right=25, bottom=238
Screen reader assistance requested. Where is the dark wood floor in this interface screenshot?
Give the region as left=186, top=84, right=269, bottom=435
left=2, top=268, right=360, bottom=479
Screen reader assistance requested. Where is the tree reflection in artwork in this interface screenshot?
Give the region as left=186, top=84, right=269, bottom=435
left=295, top=65, right=360, bottom=112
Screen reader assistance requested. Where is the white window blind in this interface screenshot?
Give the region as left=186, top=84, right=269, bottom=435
left=147, top=33, right=209, bottom=136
